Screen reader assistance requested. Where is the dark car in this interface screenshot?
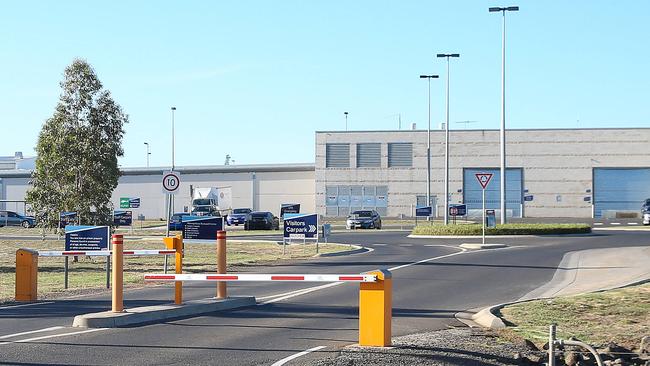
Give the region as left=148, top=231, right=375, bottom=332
left=643, top=199, right=650, bottom=225
left=346, top=210, right=381, bottom=230
left=0, top=210, right=36, bottom=228
left=245, top=211, right=279, bottom=230
left=168, top=213, right=190, bottom=231
left=227, top=208, right=252, bottom=226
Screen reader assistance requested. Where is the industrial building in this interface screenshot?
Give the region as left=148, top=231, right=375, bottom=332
left=1, top=127, right=649, bottom=219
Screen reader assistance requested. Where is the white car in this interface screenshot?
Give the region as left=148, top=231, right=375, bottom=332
left=643, top=212, right=650, bottom=225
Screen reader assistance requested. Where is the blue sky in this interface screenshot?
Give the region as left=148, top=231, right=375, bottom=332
left=1, top=1, right=648, bottom=167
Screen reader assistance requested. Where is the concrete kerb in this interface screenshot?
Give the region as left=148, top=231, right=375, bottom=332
left=408, top=233, right=595, bottom=239
left=73, top=296, right=256, bottom=328
left=459, top=243, right=508, bottom=250
left=315, top=244, right=372, bottom=257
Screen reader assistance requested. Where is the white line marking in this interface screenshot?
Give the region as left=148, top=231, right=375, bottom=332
left=611, top=223, right=621, bottom=225
left=259, top=283, right=343, bottom=305
left=388, top=248, right=467, bottom=271
left=372, top=244, right=387, bottom=246
left=593, top=223, right=603, bottom=226
left=400, top=244, right=412, bottom=247
left=0, top=328, right=106, bottom=346
left=0, top=326, right=64, bottom=340
left=271, top=345, right=327, bottom=366
left=0, top=301, right=54, bottom=310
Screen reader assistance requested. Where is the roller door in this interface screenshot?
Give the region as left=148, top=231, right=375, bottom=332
left=593, top=168, right=650, bottom=218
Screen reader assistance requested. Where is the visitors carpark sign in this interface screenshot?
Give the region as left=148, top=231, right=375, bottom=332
left=283, top=213, right=318, bottom=240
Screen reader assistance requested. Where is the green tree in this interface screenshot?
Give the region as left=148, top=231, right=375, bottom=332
left=26, top=59, right=128, bottom=229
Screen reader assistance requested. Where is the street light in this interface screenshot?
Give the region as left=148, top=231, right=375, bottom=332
left=419, top=74, right=439, bottom=217
left=437, top=53, right=460, bottom=225
left=144, top=142, right=150, bottom=168
left=344, top=111, right=349, bottom=131
left=489, top=5, right=518, bottom=224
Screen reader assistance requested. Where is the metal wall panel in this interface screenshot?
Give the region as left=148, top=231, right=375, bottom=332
left=388, top=143, right=412, bottom=167
left=326, top=144, right=350, bottom=167
left=594, top=168, right=650, bottom=217
left=463, top=168, right=523, bottom=217
left=356, top=143, right=381, bottom=168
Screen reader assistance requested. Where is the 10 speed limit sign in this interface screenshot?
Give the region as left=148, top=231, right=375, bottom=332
left=162, top=171, right=181, bottom=195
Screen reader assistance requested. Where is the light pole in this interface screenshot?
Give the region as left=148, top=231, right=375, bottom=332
left=344, top=111, right=349, bottom=131
left=489, top=6, right=518, bottom=224
left=419, top=74, right=439, bottom=217
left=166, top=107, right=177, bottom=238
left=437, top=53, right=460, bottom=225
left=144, top=142, right=150, bottom=168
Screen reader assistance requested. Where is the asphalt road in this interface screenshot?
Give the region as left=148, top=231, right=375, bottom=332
left=1, top=229, right=649, bottom=365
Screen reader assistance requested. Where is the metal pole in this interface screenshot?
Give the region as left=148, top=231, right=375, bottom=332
left=548, top=324, right=556, bottom=366
left=500, top=11, right=507, bottom=224
left=426, top=77, right=431, bottom=221
left=482, top=188, right=486, bottom=245
left=444, top=57, right=450, bottom=225
left=64, top=256, right=69, bottom=289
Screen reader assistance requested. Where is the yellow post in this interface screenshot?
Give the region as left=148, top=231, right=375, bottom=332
left=15, top=249, right=38, bottom=302
left=359, top=269, right=392, bottom=347
left=216, top=230, right=227, bottom=298
left=112, top=234, right=124, bottom=313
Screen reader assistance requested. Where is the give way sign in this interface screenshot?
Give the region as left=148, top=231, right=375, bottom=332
left=475, top=173, right=493, bottom=189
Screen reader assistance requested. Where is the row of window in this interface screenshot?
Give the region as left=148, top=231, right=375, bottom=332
left=325, top=143, right=413, bottom=168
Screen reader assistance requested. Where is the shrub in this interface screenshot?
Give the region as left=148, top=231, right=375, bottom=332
left=412, top=223, right=591, bottom=236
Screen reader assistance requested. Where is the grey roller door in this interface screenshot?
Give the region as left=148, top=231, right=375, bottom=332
left=326, top=144, right=350, bottom=167
left=594, top=168, right=650, bottom=218
left=357, top=143, right=381, bottom=167
left=463, top=168, right=522, bottom=218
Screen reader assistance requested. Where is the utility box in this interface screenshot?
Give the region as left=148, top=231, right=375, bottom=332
left=15, top=248, right=38, bottom=302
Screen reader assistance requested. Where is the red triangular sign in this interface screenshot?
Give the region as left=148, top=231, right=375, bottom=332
left=475, top=173, right=493, bottom=189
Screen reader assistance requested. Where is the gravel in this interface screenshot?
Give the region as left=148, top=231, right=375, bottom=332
left=308, top=327, right=535, bottom=366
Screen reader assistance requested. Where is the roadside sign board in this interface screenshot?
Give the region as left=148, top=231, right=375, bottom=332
left=283, top=213, right=318, bottom=239
left=120, top=197, right=141, bottom=209
left=59, top=212, right=77, bottom=229
left=113, top=210, right=133, bottom=226
left=280, top=203, right=301, bottom=218
left=475, top=173, right=493, bottom=189
left=415, top=206, right=432, bottom=217
left=65, top=225, right=110, bottom=251
left=162, top=171, right=181, bottom=195
left=524, top=195, right=534, bottom=202
left=322, top=223, right=331, bottom=239
left=449, top=204, right=467, bottom=217
left=485, top=209, right=497, bottom=228
left=182, top=216, right=224, bottom=240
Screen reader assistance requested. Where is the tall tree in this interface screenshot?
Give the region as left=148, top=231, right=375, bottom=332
left=26, top=59, right=128, bottom=228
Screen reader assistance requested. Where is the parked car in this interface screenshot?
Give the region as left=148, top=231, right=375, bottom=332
left=227, top=208, right=252, bottom=226
left=642, top=199, right=650, bottom=225
left=168, top=212, right=191, bottom=231
left=0, top=210, right=36, bottom=228
left=346, top=210, right=382, bottom=230
left=245, top=211, right=279, bottom=230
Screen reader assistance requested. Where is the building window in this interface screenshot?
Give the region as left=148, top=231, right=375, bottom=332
left=326, top=144, right=350, bottom=168
left=388, top=143, right=412, bottom=167
left=356, top=143, right=381, bottom=168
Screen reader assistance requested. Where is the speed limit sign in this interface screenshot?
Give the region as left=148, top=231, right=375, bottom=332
left=162, top=171, right=181, bottom=195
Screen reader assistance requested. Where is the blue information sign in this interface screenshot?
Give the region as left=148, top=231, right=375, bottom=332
left=113, top=211, right=133, bottom=226
left=129, top=198, right=141, bottom=208
left=449, top=204, right=467, bottom=217
left=524, top=195, right=534, bottom=202
left=415, top=206, right=432, bottom=217
left=280, top=203, right=300, bottom=218
left=182, top=216, right=224, bottom=240
left=283, top=213, right=318, bottom=239
left=59, top=212, right=77, bottom=229
left=65, top=226, right=110, bottom=251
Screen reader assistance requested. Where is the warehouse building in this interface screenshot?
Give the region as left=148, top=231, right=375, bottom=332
left=1, top=127, right=649, bottom=219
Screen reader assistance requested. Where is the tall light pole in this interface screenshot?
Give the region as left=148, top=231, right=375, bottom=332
left=437, top=53, right=460, bottom=225
left=489, top=6, right=518, bottom=224
left=144, top=142, right=150, bottom=168
left=166, top=107, right=177, bottom=238
left=344, top=111, right=349, bottom=131
left=419, top=74, right=439, bottom=217
left=171, top=107, right=176, bottom=170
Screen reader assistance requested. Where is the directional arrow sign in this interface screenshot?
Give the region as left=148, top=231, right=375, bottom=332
left=283, top=213, right=318, bottom=240
left=475, top=173, right=494, bottom=189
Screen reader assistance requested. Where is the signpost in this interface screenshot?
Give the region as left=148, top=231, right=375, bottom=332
left=113, top=210, right=133, bottom=226
left=280, top=203, right=301, bottom=219
left=182, top=216, right=224, bottom=241
left=283, top=213, right=318, bottom=254
left=59, top=212, right=77, bottom=229
left=64, top=225, right=111, bottom=289
left=415, top=206, right=432, bottom=225
left=475, top=173, right=494, bottom=244
left=163, top=171, right=181, bottom=238
left=448, top=204, right=467, bottom=224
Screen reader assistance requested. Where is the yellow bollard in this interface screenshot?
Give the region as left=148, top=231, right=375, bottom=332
left=164, top=235, right=184, bottom=304
left=216, top=230, right=227, bottom=299
left=15, top=249, right=38, bottom=302
left=359, top=269, right=392, bottom=347
left=112, top=234, right=124, bottom=313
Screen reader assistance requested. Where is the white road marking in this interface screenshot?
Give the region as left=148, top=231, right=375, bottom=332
left=0, top=302, right=54, bottom=310
left=388, top=248, right=467, bottom=271
left=0, top=326, right=64, bottom=340
left=271, top=345, right=327, bottom=366
left=259, top=283, right=343, bottom=305
left=628, top=222, right=639, bottom=225
left=593, top=223, right=603, bottom=226
left=0, top=328, right=106, bottom=346
left=400, top=244, right=412, bottom=247
left=611, top=223, right=621, bottom=225
left=372, top=244, right=387, bottom=246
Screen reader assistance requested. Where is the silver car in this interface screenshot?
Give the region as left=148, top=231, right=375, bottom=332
left=346, top=210, right=382, bottom=230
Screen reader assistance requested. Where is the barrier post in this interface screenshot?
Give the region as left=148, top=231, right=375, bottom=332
left=164, top=235, right=183, bottom=304
left=359, top=269, right=392, bottom=347
left=15, top=249, right=38, bottom=302
left=216, top=230, right=227, bottom=299
left=111, top=234, right=124, bottom=312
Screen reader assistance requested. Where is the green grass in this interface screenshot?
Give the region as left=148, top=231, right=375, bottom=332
left=0, top=238, right=349, bottom=302
left=498, top=284, right=650, bottom=349
left=411, top=223, right=592, bottom=236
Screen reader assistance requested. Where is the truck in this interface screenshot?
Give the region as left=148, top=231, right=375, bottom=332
left=190, top=187, right=232, bottom=217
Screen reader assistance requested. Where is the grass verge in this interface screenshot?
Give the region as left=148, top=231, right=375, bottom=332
left=498, top=283, right=650, bottom=350
left=412, top=223, right=592, bottom=236
left=0, top=238, right=350, bottom=302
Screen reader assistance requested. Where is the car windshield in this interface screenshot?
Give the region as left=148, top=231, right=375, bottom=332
left=194, top=199, right=212, bottom=205
left=233, top=209, right=250, bottom=214
left=193, top=207, right=211, bottom=212
left=251, top=213, right=267, bottom=218
left=351, top=211, right=372, bottom=218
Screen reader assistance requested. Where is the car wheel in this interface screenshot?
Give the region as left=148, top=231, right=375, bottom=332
left=376, top=221, right=381, bottom=230
left=21, top=221, right=30, bottom=228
